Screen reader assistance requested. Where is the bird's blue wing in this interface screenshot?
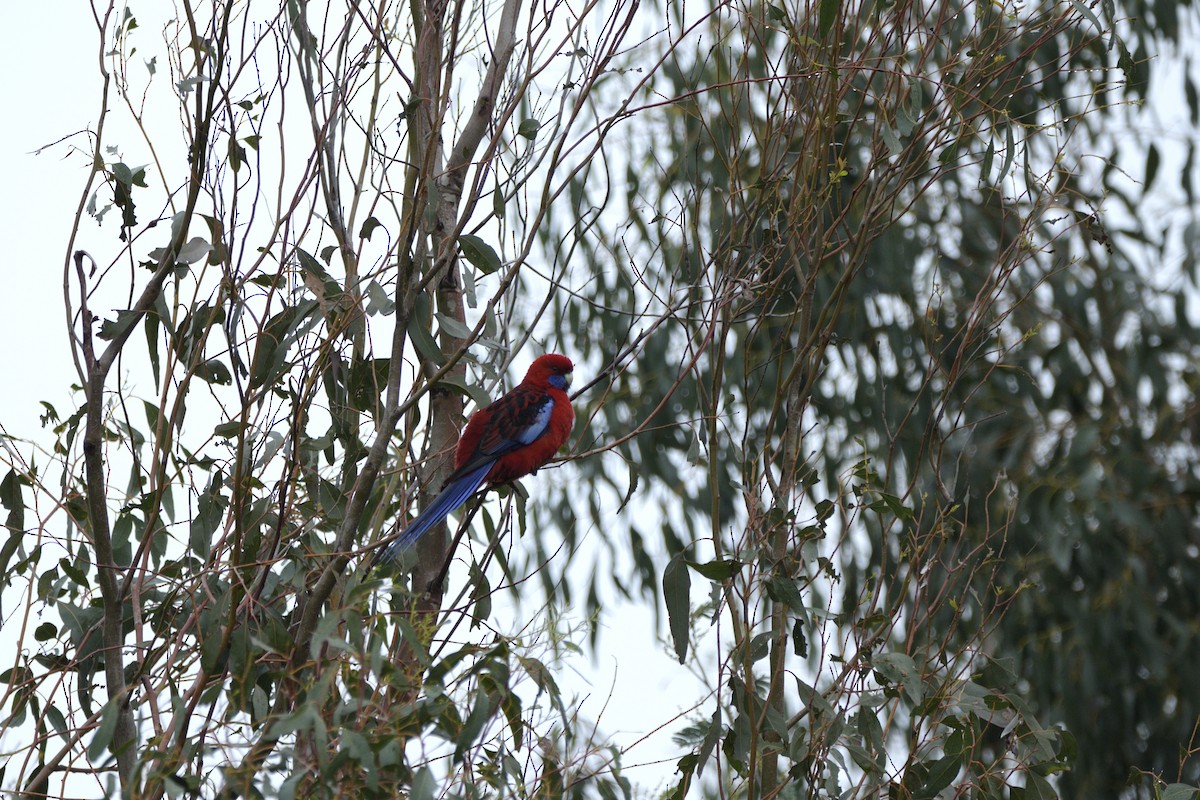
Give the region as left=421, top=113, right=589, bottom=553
left=449, top=395, right=554, bottom=480
left=510, top=396, right=553, bottom=446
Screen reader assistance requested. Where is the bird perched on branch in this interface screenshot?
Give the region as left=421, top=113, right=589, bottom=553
left=372, top=353, right=575, bottom=568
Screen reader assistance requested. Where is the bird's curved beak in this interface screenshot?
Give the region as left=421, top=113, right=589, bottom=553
left=563, top=370, right=574, bottom=389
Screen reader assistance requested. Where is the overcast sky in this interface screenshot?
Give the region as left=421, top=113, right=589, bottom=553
left=1, top=7, right=101, bottom=428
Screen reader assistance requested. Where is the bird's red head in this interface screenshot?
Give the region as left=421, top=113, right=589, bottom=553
left=524, top=354, right=574, bottom=391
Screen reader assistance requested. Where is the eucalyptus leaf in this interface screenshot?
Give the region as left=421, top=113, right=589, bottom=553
left=663, top=553, right=691, bottom=664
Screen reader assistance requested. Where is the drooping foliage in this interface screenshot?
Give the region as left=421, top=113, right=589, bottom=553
left=2, top=0, right=1200, bottom=798
left=522, top=0, right=1200, bottom=795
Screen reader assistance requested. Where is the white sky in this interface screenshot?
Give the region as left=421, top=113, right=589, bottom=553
left=1, top=6, right=100, bottom=421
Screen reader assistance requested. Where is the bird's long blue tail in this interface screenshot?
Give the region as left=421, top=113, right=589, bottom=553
left=372, top=462, right=493, bottom=568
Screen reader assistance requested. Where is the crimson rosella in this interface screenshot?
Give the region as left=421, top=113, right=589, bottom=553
left=372, top=354, right=575, bottom=567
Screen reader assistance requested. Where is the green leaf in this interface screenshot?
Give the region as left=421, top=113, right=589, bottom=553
left=410, top=766, right=436, bottom=800
left=1010, top=771, right=1057, bottom=800
left=880, top=121, right=902, bottom=156
left=200, top=616, right=225, bottom=673
left=517, top=655, right=564, bottom=717
left=427, top=646, right=483, bottom=689
left=0, top=665, right=32, bottom=684
left=228, top=135, right=246, bottom=172
left=297, top=247, right=343, bottom=305
left=192, top=471, right=227, bottom=557
left=669, top=753, right=697, bottom=800
left=341, top=729, right=375, bottom=773
left=250, top=300, right=320, bottom=389
left=58, top=602, right=104, bottom=660
left=46, top=703, right=68, bottom=736
left=97, top=310, right=141, bottom=342
left=921, top=752, right=961, bottom=795
left=723, top=709, right=752, bottom=774
left=459, top=234, right=503, bottom=275
left=981, top=136, right=995, bottom=179
left=872, top=652, right=922, bottom=704
left=440, top=375, right=493, bottom=409
left=1161, top=785, right=1199, bottom=800
left=87, top=699, right=121, bottom=762
left=998, top=123, right=1016, bottom=184
left=171, top=302, right=226, bottom=362
left=60, top=555, right=90, bottom=589
left=792, top=618, right=807, bottom=657
left=500, top=689, right=524, bottom=748
left=1145, top=143, right=1160, bottom=191
left=278, top=770, right=305, bottom=800
left=195, top=359, right=232, bottom=385
left=348, top=357, right=391, bottom=412
left=359, top=216, right=383, bottom=240
left=749, top=631, right=772, bottom=662
left=213, top=421, right=242, bottom=439
left=0, top=468, right=26, bottom=531
left=364, top=280, right=395, bottom=315
left=455, top=691, right=494, bottom=760
left=697, top=708, right=722, bottom=776
left=1066, top=0, right=1105, bottom=42
left=0, top=527, right=20, bottom=581
left=818, top=0, right=840, bottom=38
left=685, top=558, right=743, bottom=582
left=765, top=575, right=806, bottom=615
left=470, top=563, right=492, bottom=628
left=38, top=401, right=59, bottom=427
left=663, top=553, right=691, bottom=663
left=407, top=293, right=444, bottom=365
left=975, top=655, right=1019, bottom=691
left=618, top=461, right=640, bottom=513
left=110, top=163, right=147, bottom=233
left=435, top=312, right=477, bottom=341
left=874, top=491, right=913, bottom=522
left=176, top=237, right=212, bottom=265
left=795, top=678, right=836, bottom=719
left=517, top=118, right=541, bottom=140
left=145, top=307, right=162, bottom=388
left=111, top=161, right=148, bottom=188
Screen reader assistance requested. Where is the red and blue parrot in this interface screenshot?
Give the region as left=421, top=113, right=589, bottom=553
left=373, top=353, right=575, bottom=567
